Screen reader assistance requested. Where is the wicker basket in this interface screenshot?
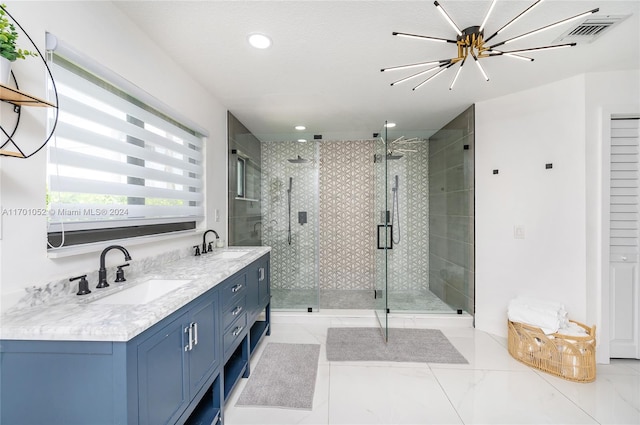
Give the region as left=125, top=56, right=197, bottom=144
left=507, top=320, right=596, bottom=383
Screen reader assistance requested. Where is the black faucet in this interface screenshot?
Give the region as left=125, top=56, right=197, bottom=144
left=97, top=245, right=132, bottom=288
left=202, top=229, right=219, bottom=254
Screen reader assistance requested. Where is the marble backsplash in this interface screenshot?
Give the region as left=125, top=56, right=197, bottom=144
left=10, top=247, right=193, bottom=311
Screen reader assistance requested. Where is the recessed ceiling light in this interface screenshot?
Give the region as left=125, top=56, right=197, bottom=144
left=385, top=122, right=397, bottom=128
left=248, top=33, right=272, bottom=49
left=297, top=139, right=307, bottom=143
left=295, top=125, right=306, bottom=131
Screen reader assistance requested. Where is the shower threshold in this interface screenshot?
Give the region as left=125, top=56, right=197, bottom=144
left=270, top=309, right=473, bottom=329
left=271, top=288, right=459, bottom=313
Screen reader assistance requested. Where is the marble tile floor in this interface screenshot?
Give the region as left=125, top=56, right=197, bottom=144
left=224, top=320, right=640, bottom=425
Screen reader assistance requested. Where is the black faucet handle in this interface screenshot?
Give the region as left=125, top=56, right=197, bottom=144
left=70, top=274, right=91, bottom=296
left=207, top=241, right=214, bottom=252
left=193, top=245, right=201, bottom=256
left=115, top=264, right=129, bottom=282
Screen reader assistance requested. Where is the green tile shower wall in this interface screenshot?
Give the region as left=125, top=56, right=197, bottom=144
left=228, top=112, right=262, bottom=246
left=428, top=105, right=476, bottom=315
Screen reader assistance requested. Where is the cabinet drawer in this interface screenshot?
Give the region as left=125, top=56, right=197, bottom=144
left=221, top=274, right=247, bottom=308
left=223, top=313, right=247, bottom=358
left=222, top=295, right=247, bottom=331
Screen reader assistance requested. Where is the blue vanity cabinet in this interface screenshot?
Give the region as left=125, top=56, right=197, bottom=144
left=0, top=251, right=270, bottom=425
left=0, top=288, right=221, bottom=425
left=136, top=289, right=221, bottom=425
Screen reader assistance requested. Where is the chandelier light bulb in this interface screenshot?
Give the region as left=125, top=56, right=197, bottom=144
left=449, top=62, right=464, bottom=90
left=479, top=0, right=498, bottom=32
left=434, top=1, right=462, bottom=36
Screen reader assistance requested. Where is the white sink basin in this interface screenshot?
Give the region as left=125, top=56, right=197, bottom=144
left=213, top=251, right=250, bottom=259
left=91, top=279, right=191, bottom=305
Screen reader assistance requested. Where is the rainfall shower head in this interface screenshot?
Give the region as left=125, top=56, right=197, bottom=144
left=374, top=153, right=404, bottom=163
left=288, top=155, right=309, bottom=164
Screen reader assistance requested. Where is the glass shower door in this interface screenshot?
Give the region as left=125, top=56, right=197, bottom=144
left=374, top=125, right=389, bottom=340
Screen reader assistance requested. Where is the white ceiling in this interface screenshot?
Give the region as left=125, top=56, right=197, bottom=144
left=115, top=1, right=640, bottom=141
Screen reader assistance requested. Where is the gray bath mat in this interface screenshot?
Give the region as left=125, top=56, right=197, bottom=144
left=326, top=327, right=468, bottom=363
left=236, top=343, right=321, bottom=410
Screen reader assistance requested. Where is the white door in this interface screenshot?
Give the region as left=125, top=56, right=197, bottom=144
left=609, top=117, right=640, bottom=359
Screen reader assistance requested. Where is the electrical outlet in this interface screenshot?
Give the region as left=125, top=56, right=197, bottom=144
left=215, top=209, right=220, bottom=222
left=514, top=225, right=525, bottom=239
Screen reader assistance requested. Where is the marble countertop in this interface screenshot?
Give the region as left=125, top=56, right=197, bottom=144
left=0, top=246, right=271, bottom=342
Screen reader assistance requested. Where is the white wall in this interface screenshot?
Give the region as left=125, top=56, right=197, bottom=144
left=0, top=2, right=228, bottom=310
left=475, top=75, right=588, bottom=337
left=475, top=69, right=640, bottom=357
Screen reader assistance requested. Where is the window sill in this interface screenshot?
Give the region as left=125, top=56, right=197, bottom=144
left=46, top=229, right=197, bottom=259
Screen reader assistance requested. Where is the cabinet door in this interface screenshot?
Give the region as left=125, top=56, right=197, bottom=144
left=246, top=263, right=260, bottom=322
left=137, top=316, right=189, bottom=425
left=188, top=293, right=220, bottom=397
left=257, top=258, right=270, bottom=308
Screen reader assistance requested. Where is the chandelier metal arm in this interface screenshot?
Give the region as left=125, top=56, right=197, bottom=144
left=381, top=59, right=452, bottom=73
left=392, top=32, right=457, bottom=44
left=413, top=62, right=455, bottom=91
left=434, top=1, right=463, bottom=36
left=484, top=0, right=544, bottom=43
left=390, top=60, right=453, bottom=86
left=493, top=43, right=577, bottom=55
left=479, top=0, right=498, bottom=32
left=486, top=49, right=535, bottom=62
left=488, top=8, right=599, bottom=49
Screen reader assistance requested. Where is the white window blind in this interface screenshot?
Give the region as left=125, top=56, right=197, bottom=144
left=47, top=50, right=204, bottom=237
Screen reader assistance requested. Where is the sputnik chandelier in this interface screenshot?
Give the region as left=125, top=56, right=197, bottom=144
left=381, top=0, right=599, bottom=90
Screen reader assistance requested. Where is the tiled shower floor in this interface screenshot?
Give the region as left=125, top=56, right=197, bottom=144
left=271, top=288, right=456, bottom=313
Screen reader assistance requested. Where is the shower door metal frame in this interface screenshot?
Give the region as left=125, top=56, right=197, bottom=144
left=374, top=124, right=390, bottom=341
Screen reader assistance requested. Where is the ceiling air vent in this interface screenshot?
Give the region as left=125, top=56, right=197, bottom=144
left=554, top=15, right=630, bottom=44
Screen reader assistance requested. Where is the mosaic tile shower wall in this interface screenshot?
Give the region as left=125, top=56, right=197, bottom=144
left=261, top=142, right=319, bottom=291
left=319, top=141, right=375, bottom=290
left=262, top=139, right=430, bottom=295
left=387, top=141, right=430, bottom=293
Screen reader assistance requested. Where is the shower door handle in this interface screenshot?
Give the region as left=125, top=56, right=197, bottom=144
left=377, top=224, right=393, bottom=249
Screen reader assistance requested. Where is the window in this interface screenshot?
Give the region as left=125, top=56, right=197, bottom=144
left=237, top=157, right=246, bottom=198
left=46, top=34, right=207, bottom=248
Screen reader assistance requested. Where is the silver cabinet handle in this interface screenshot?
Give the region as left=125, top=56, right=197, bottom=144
left=184, top=325, right=193, bottom=351
left=258, top=267, right=265, bottom=282
left=232, top=283, right=243, bottom=293
left=232, top=306, right=243, bottom=316
left=232, top=325, right=244, bottom=336
left=192, top=322, right=198, bottom=347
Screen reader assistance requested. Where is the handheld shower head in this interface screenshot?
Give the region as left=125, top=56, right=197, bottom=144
left=288, top=177, right=293, bottom=192
left=392, top=175, right=399, bottom=192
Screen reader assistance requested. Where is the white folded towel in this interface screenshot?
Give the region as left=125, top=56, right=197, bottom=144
left=508, top=296, right=569, bottom=334
left=555, top=322, right=588, bottom=337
